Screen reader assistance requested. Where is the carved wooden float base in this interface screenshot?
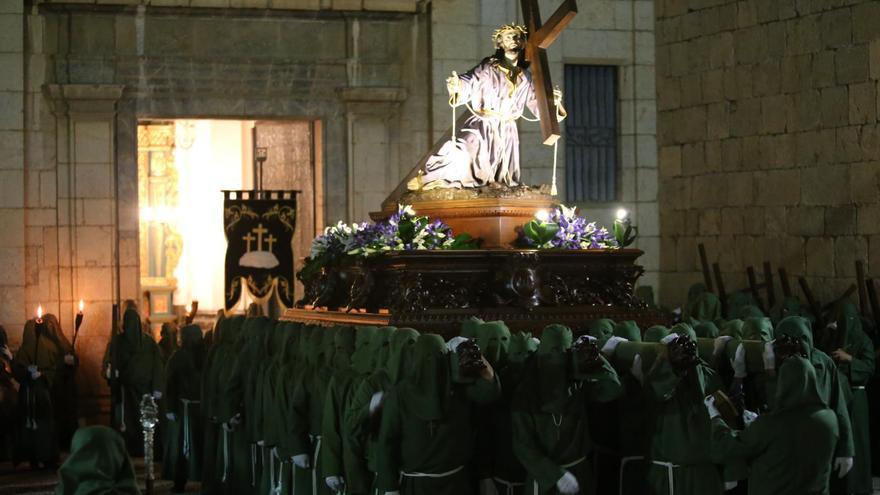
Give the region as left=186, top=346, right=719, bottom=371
left=288, top=248, right=669, bottom=336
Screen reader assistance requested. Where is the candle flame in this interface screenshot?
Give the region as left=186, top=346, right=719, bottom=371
left=185, top=303, right=192, bottom=314
left=37, top=304, right=43, bottom=319
left=534, top=209, right=550, bottom=222
left=79, top=299, right=84, bottom=312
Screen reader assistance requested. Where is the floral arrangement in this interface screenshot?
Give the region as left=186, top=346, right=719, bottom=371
left=516, top=204, right=624, bottom=249
left=300, top=205, right=478, bottom=278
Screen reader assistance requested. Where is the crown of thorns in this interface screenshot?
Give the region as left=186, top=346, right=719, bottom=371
left=492, top=23, right=528, bottom=42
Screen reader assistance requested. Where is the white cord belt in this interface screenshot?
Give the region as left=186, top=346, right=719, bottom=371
left=181, top=399, right=200, bottom=460
left=852, top=386, right=866, bottom=390
left=401, top=464, right=464, bottom=478
left=651, top=460, right=681, bottom=495
left=493, top=476, right=524, bottom=495
left=311, top=435, right=323, bottom=495
left=221, top=427, right=230, bottom=482
left=532, top=457, right=586, bottom=495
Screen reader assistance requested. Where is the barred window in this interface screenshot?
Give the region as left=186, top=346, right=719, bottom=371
left=564, top=65, right=618, bottom=202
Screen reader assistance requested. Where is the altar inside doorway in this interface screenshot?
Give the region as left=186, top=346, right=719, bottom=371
left=137, top=119, right=322, bottom=332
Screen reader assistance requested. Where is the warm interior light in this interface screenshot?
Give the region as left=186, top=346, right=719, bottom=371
left=535, top=209, right=550, bottom=222
left=79, top=299, right=85, bottom=313
left=616, top=208, right=629, bottom=221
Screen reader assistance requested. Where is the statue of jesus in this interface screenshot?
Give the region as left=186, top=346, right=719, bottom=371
left=408, top=23, right=567, bottom=191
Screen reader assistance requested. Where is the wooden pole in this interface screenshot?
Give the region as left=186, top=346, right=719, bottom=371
left=856, top=260, right=868, bottom=316
left=798, top=277, right=823, bottom=324
left=712, top=263, right=728, bottom=317
left=763, top=262, right=776, bottom=308
left=746, top=266, right=766, bottom=314
left=698, top=244, right=714, bottom=292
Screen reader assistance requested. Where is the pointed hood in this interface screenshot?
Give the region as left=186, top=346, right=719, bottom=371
left=369, top=326, right=396, bottom=372
left=774, top=316, right=814, bottom=357
left=386, top=327, right=420, bottom=384
left=331, top=326, right=356, bottom=371
left=720, top=319, right=744, bottom=339
left=537, top=324, right=573, bottom=413
left=507, top=331, right=538, bottom=365
left=474, top=320, right=511, bottom=367
left=693, top=321, right=719, bottom=338
left=774, top=356, right=824, bottom=412
left=350, top=326, right=378, bottom=375
left=742, top=317, right=773, bottom=342
left=402, top=334, right=450, bottom=421
left=643, top=325, right=670, bottom=343
left=122, top=308, right=143, bottom=348
left=460, top=317, right=484, bottom=339
left=56, top=426, right=139, bottom=495
left=613, top=320, right=641, bottom=342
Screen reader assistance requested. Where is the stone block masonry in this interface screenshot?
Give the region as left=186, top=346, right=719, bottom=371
left=656, top=0, right=880, bottom=307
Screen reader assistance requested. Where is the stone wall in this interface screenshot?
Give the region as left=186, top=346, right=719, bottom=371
left=656, top=0, right=880, bottom=307
left=430, top=0, right=660, bottom=289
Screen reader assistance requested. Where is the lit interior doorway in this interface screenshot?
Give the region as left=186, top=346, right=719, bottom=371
left=137, top=119, right=322, bottom=332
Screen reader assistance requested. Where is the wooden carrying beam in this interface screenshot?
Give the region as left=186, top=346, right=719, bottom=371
left=698, top=244, right=714, bottom=292
left=763, top=262, right=776, bottom=308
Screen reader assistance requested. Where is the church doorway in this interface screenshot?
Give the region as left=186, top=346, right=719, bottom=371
left=136, top=119, right=322, bottom=332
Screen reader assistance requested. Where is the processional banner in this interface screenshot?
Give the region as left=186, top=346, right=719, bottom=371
left=223, top=190, right=298, bottom=311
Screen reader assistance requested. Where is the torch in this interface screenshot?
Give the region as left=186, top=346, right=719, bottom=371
left=72, top=299, right=84, bottom=350
left=186, top=300, right=198, bottom=325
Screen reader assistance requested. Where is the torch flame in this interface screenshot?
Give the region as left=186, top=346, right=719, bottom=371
left=185, top=303, right=192, bottom=314
left=37, top=304, right=43, bottom=320
left=79, top=299, right=84, bottom=313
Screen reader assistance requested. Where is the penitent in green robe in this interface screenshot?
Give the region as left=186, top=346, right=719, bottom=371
left=833, top=304, right=875, bottom=495
left=511, top=324, right=622, bottom=495
left=55, top=426, right=140, bottom=495
left=321, top=326, right=376, bottom=490
left=770, top=317, right=854, bottom=460
left=376, top=334, right=501, bottom=495
left=103, top=309, right=165, bottom=456
left=711, top=356, right=839, bottom=495
left=644, top=340, right=724, bottom=495
left=162, top=324, right=205, bottom=484
left=343, top=327, right=415, bottom=494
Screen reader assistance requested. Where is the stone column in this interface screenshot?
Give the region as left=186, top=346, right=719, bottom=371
left=44, top=83, right=125, bottom=422
left=0, top=0, right=26, bottom=335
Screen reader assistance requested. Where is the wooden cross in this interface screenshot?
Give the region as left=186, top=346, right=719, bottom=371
left=252, top=223, right=269, bottom=250
left=242, top=232, right=256, bottom=252
left=266, top=234, right=277, bottom=252
left=521, top=0, right=578, bottom=145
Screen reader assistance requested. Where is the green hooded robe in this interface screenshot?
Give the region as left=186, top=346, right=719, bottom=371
left=13, top=316, right=72, bottom=464
left=162, top=324, right=205, bottom=485
left=832, top=303, right=875, bottom=494
left=711, top=356, right=839, bottom=495
left=770, top=317, right=853, bottom=460
left=55, top=426, right=140, bottom=495
left=511, top=324, right=623, bottom=495
left=103, top=309, right=164, bottom=456
left=644, top=326, right=724, bottom=495
left=376, top=333, right=501, bottom=494
left=342, top=326, right=401, bottom=494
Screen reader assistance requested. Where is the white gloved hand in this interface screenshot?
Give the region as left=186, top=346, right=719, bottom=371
left=369, top=391, right=385, bottom=415
left=222, top=421, right=234, bottom=432
left=713, top=335, right=733, bottom=356
left=630, top=354, right=645, bottom=385
left=27, top=365, right=37, bottom=374
left=229, top=413, right=242, bottom=426
left=601, top=336, right=628, bottom=356
left=446, top=336, right=469, bottom=352
left=834, top=457, right=854, bottom=478
left=152, top=390, right=162, bottom=399
left=742, top=409, right=758, bottom=427
left=257, top=440, right=265, bottom=446
left=30, top=369, right=42, bottom=380
left=325, top=476, right=345, bottom=492
left=660, top=333, right=678, bottom=345
left=64, top=354, right=75, bottom=365
left=724, top=481, right=738, bottom=491
left=762, top=340, right=775, bottom=371
left=479, top=478, right=499, bottom=495
left=292, top=454, right=310, bottom=469
left=555, top=470, right=579, bottom=494
left=166, top=412, right=176, bottom=421
left=731, top=343, right=747, bottom=378
left=530, top=337, right=541, bottom=346
left=704, top=395, right=721, bottom=420
left=383, top=492, right=400, bottom=495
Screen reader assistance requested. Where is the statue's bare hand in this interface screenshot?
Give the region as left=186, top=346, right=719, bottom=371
left=446, top=75, right=461, bottom=96
left=553, top=87, right=563, bottom=105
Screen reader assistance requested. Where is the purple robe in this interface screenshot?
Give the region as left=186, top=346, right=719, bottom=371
left=420, top=57, right=540, bottom=189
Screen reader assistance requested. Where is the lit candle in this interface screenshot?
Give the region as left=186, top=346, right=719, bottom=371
left=534, top=209, right=550, bottom=223
left=36, top=304, right=43, bottom=322
left=78, top=299, right=84, bottom=314
left=185, top=303, right=192, bottom=315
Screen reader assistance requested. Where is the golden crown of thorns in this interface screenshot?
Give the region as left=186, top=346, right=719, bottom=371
left=492, top=23, right=528, bottom=42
